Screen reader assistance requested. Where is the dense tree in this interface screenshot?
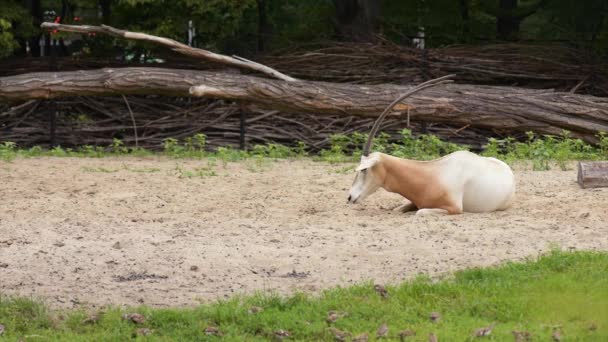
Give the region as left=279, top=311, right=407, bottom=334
left=1, top=0, right=36, bottom=57
left=492, top=0, right=547, bottom=40
left=332, top=0, right=380, bottom=40
left=0, top=0, right=607, bottom=59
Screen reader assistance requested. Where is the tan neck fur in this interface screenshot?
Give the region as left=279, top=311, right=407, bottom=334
left=376, top=154, right=439, bottom=206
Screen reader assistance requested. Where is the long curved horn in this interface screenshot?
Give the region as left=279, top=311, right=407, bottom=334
left=362, top=74, right=456, bottom=156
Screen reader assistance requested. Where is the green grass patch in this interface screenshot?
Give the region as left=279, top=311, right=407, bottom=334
left=0, top=250, right=606, bottom=340
left=81, top=166, right=119, bottom=173
left=2, top=130, right=608, bottom=171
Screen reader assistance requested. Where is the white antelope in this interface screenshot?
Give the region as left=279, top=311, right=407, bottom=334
left=347, top=76, right=515, bottom=215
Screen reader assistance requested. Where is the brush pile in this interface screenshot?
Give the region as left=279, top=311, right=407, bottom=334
left=0, top=96, right=493, bottom=151
left=261, top=39, right=608, bottom=96
left=1, top=39, right=607, bottom=150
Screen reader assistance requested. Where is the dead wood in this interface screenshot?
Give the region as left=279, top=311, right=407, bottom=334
left=4, top=96, right=489, bottom=150
left=1, top=67, right=608, bottom=144
left=260, top=39, right=608, bottom=96
left=40, top=22, right=296, bottom=82
left=577, top=161, right=608, bottom=188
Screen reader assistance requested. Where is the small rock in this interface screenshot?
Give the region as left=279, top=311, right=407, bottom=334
left=374, top=284, right=389, bottom=299
left=0, top=263, right=8, bottom=268
left=204, top=326, right=221, bottom=336
left=248, top=306, right=263, bottom=314
left=112, top=242, right=122, bottom=249
left=136, top=328, right=153, bottom=336
left=398, top=329, right=416, bottom=340
left=328, top=327, right=351, bottom=341
left=121, top=313, right=145, bottom=324
left=474, top=323, right=495, bottom=337
left=352, top=333, right=369, bottom=342
left=53, top=241, right=65, bottom=247
left=429, top=312, right=441, bottom=323
left=551, top=329, right=562, bottom=341
left=81, top=313, right=100, bottom=325
left=512, top=330, right=531, bottom=341
left=190, top=265, right=199, bottom=271
left=326, top=311, right=339, bottom=324
left=274, top=329, right=291, bottom=340
left=376, top=323, right=389, bottom=338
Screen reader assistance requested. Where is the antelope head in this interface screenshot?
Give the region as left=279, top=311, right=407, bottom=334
left=347, top=152, right=383, bottom=204
left=347, top=75, right=455, bottom=204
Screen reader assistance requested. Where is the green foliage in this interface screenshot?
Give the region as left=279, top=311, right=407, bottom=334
left=81, top=166, right=119, bottom=173
left=317, top=129, right=467, bottom=163
left=0, top=250, right=606, bottom=340
left=390, top=129, right=464, bottom=160
left=1, top=0, right=607, bottom=58
left=0, top=296, right=52, bottom=334
left=3, top=130, right=608, bottom=171
left=0, top=141, right=17, bottom=161
left=173, top=163, right=217, bottom=178
left=482, top=130, right=608, bottom=170
left=264, top=0, right=335, bottom=49
left=0, top=0, right=33, bottom=58
left=382, top=0, right=495, bottom=45
left=525, top=0, right=608, bottom=55
left=0, top=18, right=18, bottom=58
left=112, top=0, right=257, bottom=53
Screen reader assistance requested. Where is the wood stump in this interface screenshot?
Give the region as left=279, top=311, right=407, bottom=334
left=577, top=161, right=608, bottom=188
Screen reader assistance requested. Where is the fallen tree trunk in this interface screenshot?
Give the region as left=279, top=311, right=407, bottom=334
left=1, top=67, right=608, bottom=143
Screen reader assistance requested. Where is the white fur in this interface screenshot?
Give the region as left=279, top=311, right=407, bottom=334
left=434, top=151, right=515, bottom=213
left=349, top=150, right=515, bottom=214
left=356, top=155, right=380, bottom=171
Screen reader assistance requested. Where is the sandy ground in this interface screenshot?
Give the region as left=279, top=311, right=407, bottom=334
left=1, top=157, right=607, bottom=309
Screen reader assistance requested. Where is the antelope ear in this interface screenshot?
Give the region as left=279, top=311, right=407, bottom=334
left=356, top=155, right=379, bottom=171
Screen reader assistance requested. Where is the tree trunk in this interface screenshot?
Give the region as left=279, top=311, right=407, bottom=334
left=1, top=67, right=607, bottom=143
left=100, top=0, right=111, bottom=25
left=497, top=0, right=520, bottom=40
left=256, top=0, right=270, bottom=52
left=332, top=0, right=380, bottom=40
left=460, top=0, right=470, bottom=40
left=28, top=0, right=42, bottom=57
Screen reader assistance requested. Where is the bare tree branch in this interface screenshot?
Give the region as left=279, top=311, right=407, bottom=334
left=40, top=22, right=298, bottom=82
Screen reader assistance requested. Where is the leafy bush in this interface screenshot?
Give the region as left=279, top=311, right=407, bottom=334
left=0, top=1, right=34, bottom=58
left=2, top=130, right=607, bottom=171
left=482, top=131, right=607, bottom=170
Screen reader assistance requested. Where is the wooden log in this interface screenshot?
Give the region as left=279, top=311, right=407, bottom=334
left=577, top=161, right=608, bottom=188
left=2, top=67, right=608, bottom=143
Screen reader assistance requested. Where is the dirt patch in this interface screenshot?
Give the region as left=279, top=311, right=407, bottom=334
left=1, top=157, right=607, bottom=309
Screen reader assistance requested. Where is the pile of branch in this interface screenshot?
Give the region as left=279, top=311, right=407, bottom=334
left=1, top=23, right=607, bottom=150
left=2, top=67, right=607, bottom=144
left=261, top=39, right=608, bottom=96
left=0, top=96, right=492, bottom=150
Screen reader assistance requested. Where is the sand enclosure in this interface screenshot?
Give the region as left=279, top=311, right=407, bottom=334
left=1, top=157, right=607, bottom=309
